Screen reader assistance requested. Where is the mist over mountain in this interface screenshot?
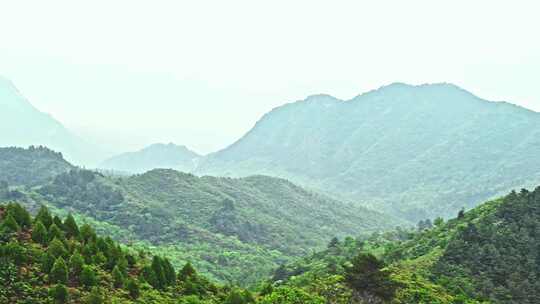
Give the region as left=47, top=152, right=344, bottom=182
left=0, top=77, right=105, bottom=166
left=99, top=143, right=201, bottom=174
left=196, top=83, right=540, bottom=222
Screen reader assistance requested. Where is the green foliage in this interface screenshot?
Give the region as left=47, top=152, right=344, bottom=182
left=6, top=202, right=32, bottom=228
left=32, top=220, right=48, bottom=245
left=85, top=287, right=103, bottom=304
left=80, top=265, right=97, bottom=288
left=48, top=238, right=67, bottom=258
left=344, top=253, right=398, bottom=302
left=0, top=146, right=73, bottom=187
left=126, top=278, right=140, bottom=299
left=48, top=224, right=64, bottom=242
left=35, top=205, right=54, bottom=228
left=50, top=284, right=69, bottom=304
left=50, top=257, right=68, bottom=284
left=63, top=213, right=80, bottom=239
left=259, top=286, right=325, bottom=304
left=112, top=265, right=124, bottom=288
left=69, top=250, right=85, bottom=277
left=1, top=213, right=20, bottom=233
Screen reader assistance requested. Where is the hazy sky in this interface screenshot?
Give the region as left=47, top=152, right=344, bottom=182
left=1, top=0, right=539, bottom=155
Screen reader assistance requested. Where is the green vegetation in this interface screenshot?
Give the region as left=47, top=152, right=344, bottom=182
left=0, top=203, right=255, bottom=303
left=197, top=83, right=540, bottom=222
left=0, top=146, right=73, bottom=187
left=1, top=147, right=396, bottom=286
left=264, top=187, right=540, bottom=303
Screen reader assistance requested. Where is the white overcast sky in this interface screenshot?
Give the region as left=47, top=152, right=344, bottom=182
left=0, top=0, right=539, bottom=155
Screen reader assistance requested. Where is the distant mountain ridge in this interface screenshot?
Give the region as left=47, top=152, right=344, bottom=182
left=99, top=143, right=201, bottom=173
left=195, top=83, right=540, bottom=221
left=0, top=77, right=105, bottom=166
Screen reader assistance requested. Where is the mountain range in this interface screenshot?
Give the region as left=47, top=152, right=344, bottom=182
left=0, top=77, right=106, bottom=166
left=103, top=83, right=540, bottom=222
left=99, top=143, right=200, bottom=174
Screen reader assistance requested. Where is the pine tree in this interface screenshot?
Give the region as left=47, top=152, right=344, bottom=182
left=112, top=265, right=124, bottom=288
left=35, top=205, right=53, bottom=228
left=7, top=203, right=32, bottom=228
left=41, top=252, right=56, bottom=273
left=80, top=223, right=97, bottom=243
left=151, top=256, right=166, bottom=289
left=162, top=257, right=176, bottom=286
left=53, top=216, right=64, bottom=230
left=69, top=250, right=85, bottom=277
left=50, top=257, right=68, bottom=284
left=50, top=284, right=69, bottom=304
left=32, top=220, right=48, bottom=245
left=80, top=265, right=97, bottom=288
left=178, top=262, right=197, bottom=281
left=48, top=224, right=65, bottom=242
left=48, top=238, right=67, bottom=258
left=85, top=287, right=103, bottom=304
left=126, top=278, right=140, bottom=299
left=63, top=213, right=80, bottom=239
left=1, top=213, right=20, bottom=233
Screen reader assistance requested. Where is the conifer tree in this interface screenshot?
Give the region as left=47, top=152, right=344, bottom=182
left=35, top=205, right=53, bottom=228
left=63, top=213, right=80, bottom=239
left=7, top=203, right=32, bottom=228
left=112, top=265, right=124, bottom=288
left=48, top=224, right=64, bottom=242
left=32, top=220, right=48, bottom=245
left=162, top=257, right=176, bottom=286
left=50, top=257, right=68, bottom=284
left=151, top=256, right=166, bottom=289
left=80, top=265, right=97, bottom=288
left=41, top=252, right=56, bottom=273
left=53, top=216, right=64, bottom=230
left=126, top=278, right=140, bottom=299
left=50, top=284, right=69, bottom=304
left=80, top=223, right=97, bottom=243
left=69, top=250, right=85, bottom=277
left=1, top=213, right=20, bottom=233
left=48, top=238, right=67, bottom=258
left=85, top=287, right=103, bottom=304
left=178, top=262, right=197, bottom=281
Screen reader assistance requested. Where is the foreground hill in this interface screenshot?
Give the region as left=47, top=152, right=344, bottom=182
left=0, top=77, right=105, bottom=166
left=197, top=83, right=540, bottom=222
left=0, top=146, right=74, bottom=187
left=99, top=143, right=201, bottom=174
left=1, top=202, right=320, bottom=303
left=269, top=186, right=540, bottom=303
left=2, top=147, right=395, bottom=286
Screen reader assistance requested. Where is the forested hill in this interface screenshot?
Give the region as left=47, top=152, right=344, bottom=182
left=267, top=186, right=540, bottom=303
left=0, top=146, right=74, bottom=186
left=0, top=146, right=397, bottom=286
left=196, top=83, right=540, bottom=222
left=1, top=202, right=325, bottom=303
left=99, top=143, right=201, bottom=174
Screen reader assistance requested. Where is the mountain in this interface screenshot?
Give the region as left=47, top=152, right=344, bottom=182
left=196, top=83, right=540, bottom=222
left=267, top=186, right=540, bottom=303
left=0, top=77, right=104, bottom=166
left=99, top=143, right=201, bottom=174
left=0, top=146, right=74, bottom=187
left=1, top=147, right=396, bottom=286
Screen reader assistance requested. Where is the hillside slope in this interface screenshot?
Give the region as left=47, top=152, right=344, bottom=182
left=0, top=146, right=74, bottom=187
left=2, top=147, right=396, bottom=285
left=99, top=143, right=201, bottom=174
left=197, top=83, right=540, bottom=221
left=269, top=186, right=540, bottom=303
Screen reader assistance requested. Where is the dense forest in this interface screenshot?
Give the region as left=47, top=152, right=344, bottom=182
left=265, top=187, right=540, bottom=303
left=0, top=147, right=395, bottom=287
